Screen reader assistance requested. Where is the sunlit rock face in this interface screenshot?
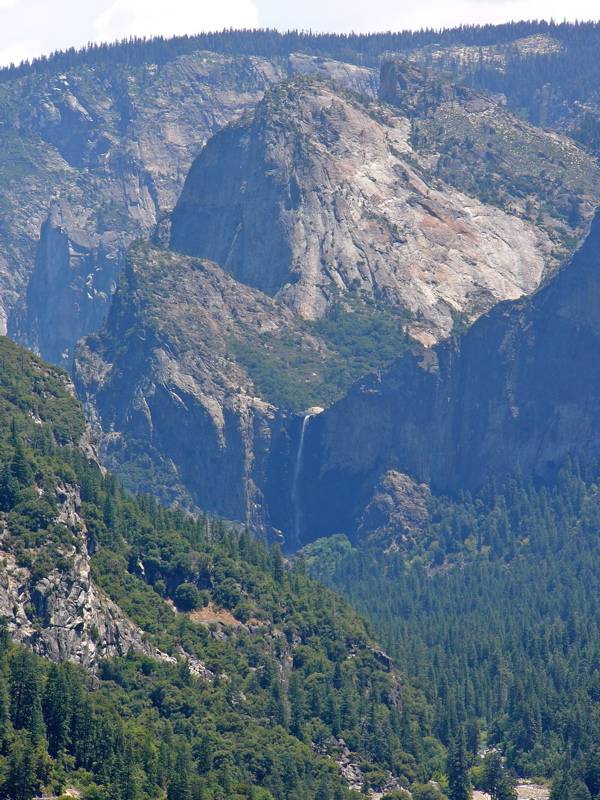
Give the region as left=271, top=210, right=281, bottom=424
left=172, top=73, right=600, bottom=345
left=291, top=211, right=600, bottom=544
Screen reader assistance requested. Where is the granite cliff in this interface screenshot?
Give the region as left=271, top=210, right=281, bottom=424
left=76, top=70, right=600, bottom=536
left=0, top=50, right=373, bottom=364
left=171, top=74, right=600, bottom=344
left=74, top=243, right=323, bottom=527
left=288, top=209, right=600, bottom=544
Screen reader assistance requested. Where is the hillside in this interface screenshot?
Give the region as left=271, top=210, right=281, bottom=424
left=404, top=27, right=600, bottom=153
left=74, top=242, right=410, bottom=526
left=0, top=50, right=281, bottom=363
left=0, top=334, right=442, bottom=800
left=286, top=208, right=600, bottom=545
left=3, top=23, right=599, bottom=368
left=1, top=22, right=597, bottom=78
left=304, top=463, right=600, bottom=798
left=0, top=47, right=374, bottom=366
left=380, top=59, right=599, bottom=259
left=73, top=68, right=600, bottom=541
left=5, top=21, right=600, bottom=800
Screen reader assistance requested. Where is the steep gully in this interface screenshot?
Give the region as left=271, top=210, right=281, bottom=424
left=291, top=414, right=312, bottom=541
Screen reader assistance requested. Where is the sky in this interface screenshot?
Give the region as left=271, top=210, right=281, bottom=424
left=0, top=0, right=599, bottom=67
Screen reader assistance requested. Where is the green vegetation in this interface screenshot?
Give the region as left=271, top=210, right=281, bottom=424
left=2, top=21, right=599, bottom=79
left=230, top=330, right=333, bottom=412
left=0, top=335, right=441, bottom=799
left=83, top=465, right=438, bottom=798
left=0, top=337, right=85, bottom=581
left=305, top=461, right=600, bottom=796
left=232, top=301, right=409, bottom=412
left=0, top=631, right=191, bottom=800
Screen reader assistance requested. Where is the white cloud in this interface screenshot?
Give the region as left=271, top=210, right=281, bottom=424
left=94, top=0, right=259, bottom=43
left=0, top=39, right=40, bottom=65
left=0, top=0, right=17, bottom=9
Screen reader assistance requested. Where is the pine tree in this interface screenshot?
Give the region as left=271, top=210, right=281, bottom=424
left=9, top=650, right=45, bottom=744
left=0, top=623, right=9, bottom=659
left=447, top=728, right=471, bottom=800
left=315, top=775, right=331, bottom=800
left=288, top=671, right=306, bottom=738
left=0, top=462, right=18, bottom=511
left=167, top=743, right=192, bottom=800
left=482, top=752, right=516, bottom=800
left=271, top=544, right=285, bottom=584
left=43, top=664, right=72, bottom=757
left=4, top=731, right=38, bottom=800
left=0, top=671, right=11, bottom=755
left=70, top=690, right=96, bottom=770
left=465, top=718, right=480, bottom=756
left=11, top=440, right=32, bottom=485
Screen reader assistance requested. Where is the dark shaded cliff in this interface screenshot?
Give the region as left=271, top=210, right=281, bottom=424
left=289, top=211, right=600, bottom=544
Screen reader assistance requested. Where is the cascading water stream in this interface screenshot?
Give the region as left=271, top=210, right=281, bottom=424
left=292, top=413, right=312, bottom=543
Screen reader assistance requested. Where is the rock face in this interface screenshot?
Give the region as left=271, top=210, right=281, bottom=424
left=355, top=471, right=431, bottom=547
left=74, top=243, right=334, bottom=527
left=1, top=52, right=286, bottom=363
left=171, top=76, right=599, bottom=344
left=379, top=59, right=600, bottom=261
left=0, top=487, right=162, bottom=669
left=13, top=45, right=600, bottom=547
left=76, top=69, right=600, bottom=539
left=289, top=210, right=600, bottom=544
left=23, top=202, right=126, bottom=364
left=0, top=51, right=378, bottom=365
left=287, top=53, right=377, bottom=98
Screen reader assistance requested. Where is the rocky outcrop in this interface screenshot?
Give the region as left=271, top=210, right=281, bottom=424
left=74, top=243, right=334, bottom=527
left=356, top=470, right=431, bottom=547
left=0, top=487, right=166, bottom=669
left=171, top=77, right=598, bottom=344
left=0, top=51, right=380, bottom=365
left=2, top=52, right=286, bottom=363
left=287, top=53, right=377, bottom=98
left=379, top=59, right=600, bottom=263
left=288, top=210, right=600, bottom=543
left=22, top=202, right=126, bottom=364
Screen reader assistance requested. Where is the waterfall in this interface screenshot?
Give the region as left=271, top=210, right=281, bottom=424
left=292, top=413, right=312, bottom=542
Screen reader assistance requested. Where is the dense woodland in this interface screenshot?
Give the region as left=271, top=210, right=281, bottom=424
left=0, top=336, right=442, bottom=800
left=0, top=20, right=596, bottom=78
left=306, top=463, right=600, bottom=799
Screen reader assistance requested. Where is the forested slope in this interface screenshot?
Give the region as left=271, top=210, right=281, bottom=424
left=305, top=462, right=600, bottom=798
left=0, top=335, right=439, bottom=800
